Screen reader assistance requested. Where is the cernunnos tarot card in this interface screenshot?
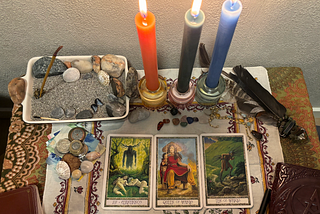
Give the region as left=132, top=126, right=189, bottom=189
left=200, top=133, right=253, bottom=208
left=101, top=134, right=153, bottom=210
left=153, top=135, right=203, bottom=210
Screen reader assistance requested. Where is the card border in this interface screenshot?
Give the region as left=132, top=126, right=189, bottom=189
left=153, top=134, right=203, bottom=210
left=101, top=134, right=153, bottom=210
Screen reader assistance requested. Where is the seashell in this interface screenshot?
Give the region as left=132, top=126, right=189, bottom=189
left=80, top=160, right=94, bottom=174
left=85, top=151, right=101, bottom=161
left=72, top=169, right=82, bottom=180
left=91, top=104, right=98, bottom=113
left=63, top=67, right=81, bottom=82
left=95, top=98, right=104, bottom=106
left=71, top=60, right=93, bottom=74
left=97, top=70, right=110, bottom=86
left=91, top=55, right=101, bottom=73
left=56, top=161, right=71, bottom=180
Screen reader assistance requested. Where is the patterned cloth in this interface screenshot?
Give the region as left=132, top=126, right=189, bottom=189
left=1, top=67, right=319, bottom=214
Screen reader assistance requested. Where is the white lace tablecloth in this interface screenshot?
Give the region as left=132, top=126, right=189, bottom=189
left=43, top=67, right=283, bottom=214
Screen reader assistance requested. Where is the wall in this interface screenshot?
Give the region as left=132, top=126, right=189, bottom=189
left=1, top=0, right=319, bottom=107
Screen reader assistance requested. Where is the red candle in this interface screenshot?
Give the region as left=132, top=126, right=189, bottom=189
left=135, top=0, right=159, bottom=91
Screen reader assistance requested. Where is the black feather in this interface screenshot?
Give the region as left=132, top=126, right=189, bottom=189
left=199, top=43, right=211, bottom=68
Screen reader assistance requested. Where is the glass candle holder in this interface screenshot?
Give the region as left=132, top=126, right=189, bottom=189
left=168, top=79, right=195, bottom=109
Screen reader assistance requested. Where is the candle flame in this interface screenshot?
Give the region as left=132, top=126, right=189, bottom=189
left=139, top=0, right=148, bottom=18
left=231, top=0, right=238, bottom=6
left=191, top=0, right=202, bottom=18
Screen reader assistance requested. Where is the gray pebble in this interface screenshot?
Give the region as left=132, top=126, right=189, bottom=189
left=65, top=108, right=76, bottom=118
left=82, top=72, right=93, bottom=80
left=51, top=107, right=65, bottom=119
left=32, top=57, right=67, bottom=78
left=128, top=108, right=150, bottom=123
left=125, top=67, right=139, bottom=98
left=106, top=102, right=126, bottom=117
left=71, top=60, right=93, bottom=74
left=76, top=110, right=93, bottom=119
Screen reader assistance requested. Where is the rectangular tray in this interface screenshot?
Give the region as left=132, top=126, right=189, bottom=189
left=21, top=55, right=129, bottom=124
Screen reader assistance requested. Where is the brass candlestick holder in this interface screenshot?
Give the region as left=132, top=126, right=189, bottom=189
left=138, top=75, right=167, bottom=109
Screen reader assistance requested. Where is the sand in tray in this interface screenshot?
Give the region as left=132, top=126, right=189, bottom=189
left=31, top=72, right=126, bottom=121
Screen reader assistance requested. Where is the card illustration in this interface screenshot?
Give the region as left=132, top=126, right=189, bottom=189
left=154, top=135, right=202, bottom=210
left=201, top=133, right=253, bottom=208
left=102, top=134, right=152, bottom=210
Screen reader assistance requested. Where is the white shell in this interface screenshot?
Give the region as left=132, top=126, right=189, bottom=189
left=63, top=67, right=80, bottom=82
left=72, top=169, right=82, bottom=180
left=56, top=161, right=71, bottom=180
left=80, top=160, right=94, bottom=174
left=85, top=151, right=101, bottom=161
left=97, top=70, right=110, bottom=86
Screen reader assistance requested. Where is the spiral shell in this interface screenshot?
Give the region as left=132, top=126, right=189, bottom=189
left=56, top=161, right=71, bottom=180
left=85, top=151, right=101, bottom=161
left=97, top=70, right=110, bottom=86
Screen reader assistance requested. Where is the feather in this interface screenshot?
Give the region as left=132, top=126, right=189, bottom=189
left=199, top=43, right=211, bottom=68
left=232, top=65, right=286, bottom=119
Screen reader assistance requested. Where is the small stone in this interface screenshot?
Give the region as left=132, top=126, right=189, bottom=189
left=193, top=117, right=199, bottom=122
left=71, top=60, right=92, bottom=74
left=65, top=108, right=76, bottom=118
left=8, top=77, right=26, bottom=104
left=101, top=54, right=125, bottom=78
left=72, top=169, right=82, bottom=180
left=180, top=115, right=187, bottom=123
left=170, top=108, right=179, bottom=116
left=76, top=110, right=93, bottom=119
left=125, top=67, right=139, bottom=98
left=198, top=115, right=209, bottom=124
left=106, top=94, right=118, bottom=103
left=32, top=57, right=67, bottom=78
left=61, top=153, right=81, bottom=173
left=111, top=78, right=125, bottom=97
left=95, top=98, right=104, bottom=106
left=163, top=119, right=170, bottom=124
left=157, top=121, right=164, bottom=131
left=64, top=61, right=72, bottom=68
left=172, top=118, right=180, bottom=125
left=80, top=160, right=94, bottom=174
left=186, top=117, right=194, bottom=124
left=91, top=104, right=98, bottom=113
left=251, top=130, right=263, bottom=141
left=82, top=73, right=93, bottom=80
left=128, top=108, right=150, bottom=123
left=180, top=122, right=188, bottom=127
left=63, top=67, right=80, bottom=82
left=91, top=55, right=101, bottom=73
left=106, top=102, right=126, bottom=117
left=51, top=107, right=65, bottom=119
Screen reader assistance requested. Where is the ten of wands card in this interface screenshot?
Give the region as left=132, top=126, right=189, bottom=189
left=200, top=133, right=253, bottom=209
left=101, top=134, right=153, bottom=210
left=153, top=135, right=203, bottom=210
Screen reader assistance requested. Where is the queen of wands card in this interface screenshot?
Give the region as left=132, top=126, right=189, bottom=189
left=153, top=135, right=203, bottom=210
left=200, top=133, right=253, bottom=208
left=101, top=134, right=153, bottom=210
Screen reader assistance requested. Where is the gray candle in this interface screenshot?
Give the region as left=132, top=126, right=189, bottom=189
left=177, top=2, right=205, bottom=93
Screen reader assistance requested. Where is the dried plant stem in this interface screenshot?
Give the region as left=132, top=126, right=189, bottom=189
left=39, top=46, right=63, bottom=97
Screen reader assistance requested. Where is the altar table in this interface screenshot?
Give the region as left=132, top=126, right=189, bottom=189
left=1, top=67, right=319, bottom=214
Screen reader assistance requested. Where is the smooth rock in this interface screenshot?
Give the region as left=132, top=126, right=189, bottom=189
left=72, top=169, right=82, bottom=180
left=187, top=117, right=194, bottom=124
left=97, top=70, right=110, bottom=86
left=111, top=77, right=125, bottom=97
left=157, top=121, right=164, bottom=131
left=61, top=153, right=81, bottom=173
left=106, top=94, right=119, bottom=103
left=180, top=115, right=187, bottom=123
left=65, top=108, right=76, bottom=118
left=85, top=151, right=101, bottom=161
left=180, top=122, right=188, bottom=127
left=125, top=67, right=139, bottom=98
left=163, top=119, right=170, bottom=124
left=193, top=117, right=199, bottom=122
left=80, top=160, right=94, bottom=174
left=32, top=57, right=67, bottom=78
left=51, top=107, right=65, bottom=119
left=128, top=108, right=150, bottom=123
left=91, top=55, right=101, bottom=73
left=8, top=77, right=26, bottom=104
left=71, top=60, right=93, bottom=74
left=170, top=108, right=179, bottom=116
left=76, top=110, right=93, bottom=119
left=101, top=54, right=125, bottom=78
left=106, top=102, right=126, bottom=117
left=63, top=67, right=80, bottom=82
left=172, top=118, right=180, bottom=125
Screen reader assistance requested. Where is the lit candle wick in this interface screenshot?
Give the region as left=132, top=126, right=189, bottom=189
left=191, top=0, right=202, bottom=19
left=143, top=18, right=147, bottom=26
left=231, top=0, right=237, bottom=6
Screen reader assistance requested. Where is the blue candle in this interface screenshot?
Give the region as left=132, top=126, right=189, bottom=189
left=206, top=0, right=242, bottom=88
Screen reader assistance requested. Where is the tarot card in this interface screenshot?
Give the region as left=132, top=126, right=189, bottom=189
left=101, top=134, right=153, bottom=210
left=153, top=135, right=202, bottom=210
left=200, top=133, right=253, bottom=208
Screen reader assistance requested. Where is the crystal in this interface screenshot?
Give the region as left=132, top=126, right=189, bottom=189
left=163, top=119, right=170, bottom=124
left=180, top=122, right=188, bottom=127
left=251, top=130, right=263, bottom=141
left=157, top=121, right=164, bottom=131
left=186, top=117, right=194, bottom=124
